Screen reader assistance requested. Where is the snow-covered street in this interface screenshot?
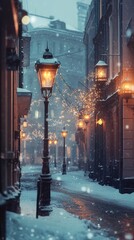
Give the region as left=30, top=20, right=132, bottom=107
left=6, top=165, right=134, bottom=240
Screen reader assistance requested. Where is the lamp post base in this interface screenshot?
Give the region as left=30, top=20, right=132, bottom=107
left=38, top=205, right=53, bottom=216
left=37, top=174, right=52, bottom=217
left=62, top=163, right=66, bottom=175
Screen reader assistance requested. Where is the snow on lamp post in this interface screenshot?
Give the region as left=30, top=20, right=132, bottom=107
left=35, top=47, right=60, bottom=216
left=61, top=127, right=68, bottom=175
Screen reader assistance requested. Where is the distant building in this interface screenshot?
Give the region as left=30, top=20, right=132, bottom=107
left=77, top=0, right=90, bottom=32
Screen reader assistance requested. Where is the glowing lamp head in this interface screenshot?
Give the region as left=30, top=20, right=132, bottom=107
left=61, top=128, right=68, bottom=138
left=95, top=60, right=108, bottom=82
left=96, top=118, right=103, bottom=125
left=23, top=119, right=28, bottom=128
left=35, top=47, right=60, bottom=97
left=120, top=79, right=134, bottom=95
left=83, top=113, right=90, bottom=123
left=77, top=119, right=85, bottom=129
left=49, top=139, right=53, bottom=145
left=54, top=139, right=58, bottom=145
left=20, top=131, right=26, bottom=139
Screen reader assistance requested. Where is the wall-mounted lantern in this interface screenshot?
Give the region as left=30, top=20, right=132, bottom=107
left=119, top=79, right=134, bottom=98
left=22, top=119, right=28, bottom=128
left=96, top=118, right=103, bottom=125
left=95, top=60, right=108, bottom=82
left=77, top=119, right=86, bottom=130
left=83, top=113, right=90, bottom=124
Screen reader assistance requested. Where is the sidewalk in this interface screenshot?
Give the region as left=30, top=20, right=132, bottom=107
left=7, top=165, right=134, bottom=240
left=52, top=170, right=134, bottom=210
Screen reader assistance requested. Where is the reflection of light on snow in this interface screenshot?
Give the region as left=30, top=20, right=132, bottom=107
left=56, top=176, right=61, bottom=181
left=124, top=233, right=133, bottom=240
left=81, top=186, right=86, bottom=192
left=81, top=186, right=91, bottom=193
left=59, top=211, right=64, bottom=215
left=48, top=237, right=54, bottom=240
left=87, top=232, right=94, bottom=239
left=97, top=224, right=101, bottom=229
left=86, top=188, right=91, bottom=193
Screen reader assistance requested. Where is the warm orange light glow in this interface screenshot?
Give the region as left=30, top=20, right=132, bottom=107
left=54, top=139, right=58, bottom=145
left=20, top=131, right=26, bottom=139
left=38, top=68, right=58, bottom=91
left=61, top=129, right=68, bottom=138
left=96, top=118, right=103, bottom=125
left=95, top=60, right=108, bottom=81
left=23, top=120, right=28, bottom=128
left=77, top=119, right=85, bottom=129
left=98, top=69, right=105, bottom=78
left=120, top=80, right=134, bottom=94
left=83, top=113, right=90, bottom=123
left=49, top=139, right=53, bottom=145
left=78, top=120, right=84, bottom=128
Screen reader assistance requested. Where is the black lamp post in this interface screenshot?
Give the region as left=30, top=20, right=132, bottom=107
left=61, top=127, right=68, bottom=175
left=35, top=47, right=60, bottom=216
left=83, top=113, right=90, bottom=176
left=53, top=139, right=58, bottom=168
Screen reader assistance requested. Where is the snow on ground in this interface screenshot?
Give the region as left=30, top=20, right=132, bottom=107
left=53, top=170, right=134, bottom=210
left=6, top=165, right=134, bottom=240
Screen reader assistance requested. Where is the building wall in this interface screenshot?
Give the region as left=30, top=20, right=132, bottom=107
left=77, top=0, right=90, bottom=32
left=0, top=0, right=24, bottom=238
left=84, top=0, right=134, bottom=192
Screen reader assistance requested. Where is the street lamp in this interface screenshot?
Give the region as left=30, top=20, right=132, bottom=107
left=61, top=127, right=68, bottom=174
left=49, top=138, right=58, bottom=167
left=35, top=47, right=60, bottom=216
left=83, top=113, right=90, bottom=175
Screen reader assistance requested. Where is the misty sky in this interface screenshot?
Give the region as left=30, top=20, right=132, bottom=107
left=22, top=0, right=79, bottom=29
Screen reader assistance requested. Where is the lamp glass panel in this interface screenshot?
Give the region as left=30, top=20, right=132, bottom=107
left=38, top=68, right=57, bottom=89
left=121, top=81, right=134, bottom=94
left=95, top=67, right=107, bottom=81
